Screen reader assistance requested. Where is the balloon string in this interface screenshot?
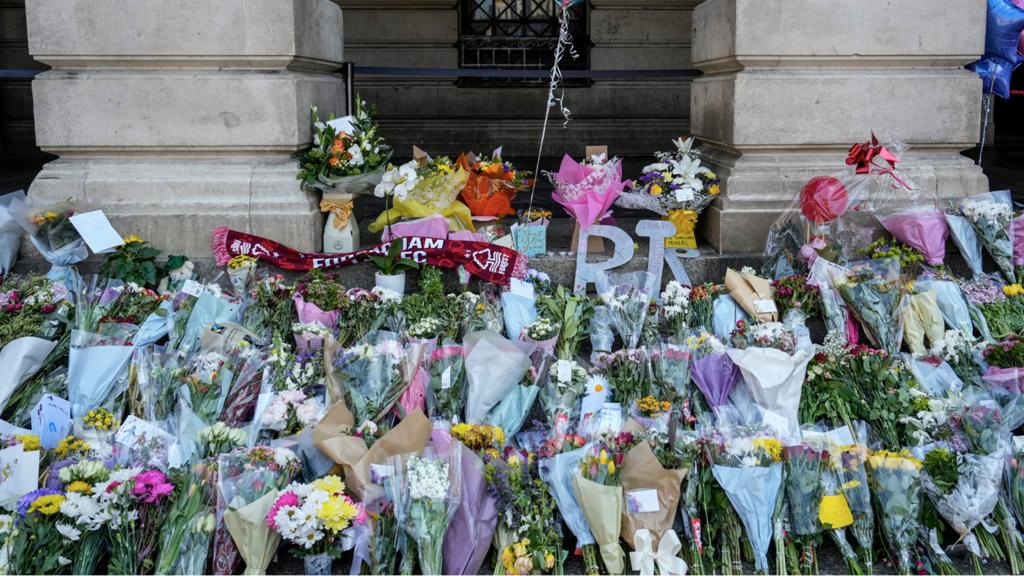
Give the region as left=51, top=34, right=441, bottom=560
left=978, top=73, right=996, bottom=167
left=520, top=0, right=576, bottom=250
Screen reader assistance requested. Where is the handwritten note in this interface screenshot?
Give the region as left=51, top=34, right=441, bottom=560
left=31, top=394, right=70, bottom=450
left=69, top=210, right=124, bottom=253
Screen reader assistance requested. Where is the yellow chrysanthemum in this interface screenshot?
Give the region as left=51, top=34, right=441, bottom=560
left=752, top=437, right=783, bottom=462
left=123, top=234, right=144, bottom=244
left=317, top=496, right=358, bottom=533
left=17, top=434, right=40, bottom=452
left=66, top=481, right=92, bottom=494
left=1004, top=284, right=1024, bottom=297
left=650, top=184, right=663, bottom=196
left=28, top=494, right=66, bottom=516
left=312, top=475, right=345, bottom=496
left=709, top=184, right=721, bottom=196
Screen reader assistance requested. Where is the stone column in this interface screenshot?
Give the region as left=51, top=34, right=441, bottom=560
left=24, top=0, right=347, bottom=257
left=691, top=0, right=989, bottom=253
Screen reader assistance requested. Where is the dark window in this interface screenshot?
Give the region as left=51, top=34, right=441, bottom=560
left=459, top=0, right=589, bottom=86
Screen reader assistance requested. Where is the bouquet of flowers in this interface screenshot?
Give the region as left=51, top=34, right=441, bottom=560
left=709, top=433, right=784, bottom=573
left=337, top=287, right=398, bottom=347
left=332, top=332, right=407, bottom=425
left=293, top=270, right=344, bottom=327
left=370, top=152, right=473, bottom=234
left=661, top=280, right=692, bottom=341
left=428, top=340, right=466, bottom=423
left=259, top=388, right=324, bottom=437
left=154, top=460, right=219, bottom=575
left=620, top=439, right=689, bottom=574
left=866, top=450, right=922, bottom=574
left=457, top=150, right=530, bottom=220
left=297, top=98, right=392, bottom=192
left=593, top=348, right=652, bottom=409
left=651, top=341, right=692, bottom=427
left=617, top=137, right=720, bottom=250
left=784, top=443, right=829, bottom=573
left=598, top=271, right=656, bottom=349
left=960, top=190, right=1016, bottom=283
left=538, top=285, right=594, bottom=360
left=832, top=442, right=875, bottom=572
left=388, top=448, right=462, bottom=575
left=6, top=488, right=75, bottom=574
left=292, top=321, right=330, bottom=355
left=266, top=475, right=366, bottom=573
left=630, top=396, right=673, bottom=435
left=876, top=205, right=949, bottom=266
left=573, top=440, right=627, bottom=574
left=101, top=468, right=177, bottom=574
left=540, top=359, right=587, bottom=438
left=931, top=329, right=982, bottom=389
left=548, top=153, right=628, bottom=233
left=212, top=446, right=301, bottom=575
left=464, top=330, right=533, bottom=425
left=686, top=332, right=737, bottom=416
left=521, top=316, right=560, bottom=357
left=8, top=199, right=88, bottom=280
left=241, top=273, right=293, bottom=341
left=834, top=259, right=906, bottom=355
left=539, top=439, right=597, bottom=574
left=922, top=447, right=1003, bottom=573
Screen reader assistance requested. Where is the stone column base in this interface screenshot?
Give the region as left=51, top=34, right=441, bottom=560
left=28, top=156, right=321, bottom=257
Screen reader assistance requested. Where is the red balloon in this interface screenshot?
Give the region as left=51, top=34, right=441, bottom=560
left=800, top=176, right=849, bottom=223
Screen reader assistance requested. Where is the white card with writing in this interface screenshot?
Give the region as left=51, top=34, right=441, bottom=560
left=626, top=489, right=661, bottom=514
left=31, top=393, right=71, bottom=450
left=441, top=367, right=453, bottom=390
left=509, top=278, right=535, bottom=300
left=753, top=299, right=778, bottom=315
left=115, top=415, right=174, bottom=446
left=180, top=279, right=205, bottom=298
left=808, top=256, right=848, bottom=289
left=0, top=445, right=38, bottom=506
left=69, top=210, right=124, bottom=254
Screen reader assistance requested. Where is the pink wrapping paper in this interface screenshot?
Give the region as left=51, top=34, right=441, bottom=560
left=983, top=366, right=1024, bottom=395
left=293, top=293, right=339, bottom=327
left=550, top=155, right=628, bottom=230
left=878, top=209, right=949, bottom=266
left=1012, top=214, right=1024, bottom=266
left=381, top=214, right=488, bottom=244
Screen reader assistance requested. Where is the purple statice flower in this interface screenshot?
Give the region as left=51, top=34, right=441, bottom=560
left=16, top=488, right=62, bottom=517
left=961, top=277, right=1006, bottom=305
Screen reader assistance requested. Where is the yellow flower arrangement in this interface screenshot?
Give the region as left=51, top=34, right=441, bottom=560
left=317, top=495, right=360, bottom=532
left=83, top=407, right=117, bottom=431
left=312, top=474, right=345, bottom=496
left=867, top=449, right=922, bottom=472
left=16, top=434, right=40, bottom=452
left=636, top=395, right=671, bottom=418
left=28, top=494, right=66, bottom=516
left=752, top=437, right=783, bottom=462
left=501, top=538, right=556, bottom=575
left=228, top=254, right=258, bottom=270
left=54, top=436, right=92, bottom=459
left=451, top=423, right=505, bottom=451
left=66, top=480, right=92, bottom=494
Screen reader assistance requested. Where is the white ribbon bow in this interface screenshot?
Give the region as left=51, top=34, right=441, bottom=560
left=630, top=529, right=688, bottom=576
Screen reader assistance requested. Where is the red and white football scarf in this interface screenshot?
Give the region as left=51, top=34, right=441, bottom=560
left=212, top=227, right=528, bottom=285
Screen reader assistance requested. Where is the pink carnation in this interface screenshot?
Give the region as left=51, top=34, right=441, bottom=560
left=133, top=469, right=174, bottom=504
left=266, top=491, right=300, bottom=529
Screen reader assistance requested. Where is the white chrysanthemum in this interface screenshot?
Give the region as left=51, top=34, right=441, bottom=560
left=273, top=447, right=298, bottom=468
left=407, top=456, right=450, bottom=500
left=56, top=523, right=81, bottom=542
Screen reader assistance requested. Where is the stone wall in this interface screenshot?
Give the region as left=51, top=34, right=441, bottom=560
left=691, top=0, right=989, bottom=253
left=23, top=0, right=348, bottom=256
left=339, top=0, right=698, bottom=160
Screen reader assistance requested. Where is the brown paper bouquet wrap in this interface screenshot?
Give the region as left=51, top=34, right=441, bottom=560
left=724, top=268, right=778, bottom=322
left=312, top=399, right=431, bottom=501
left=572, top=474, right=626, bottom=574
left=620, top=441, right=688, bottom=550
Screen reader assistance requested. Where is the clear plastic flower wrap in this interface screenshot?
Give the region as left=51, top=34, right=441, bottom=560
left=833, top=258, right=907, bottom=355
left=386, top=444, right=463, bottom=575
left=957, top=189, right=1016, bottom=283
left=427, top=338, right=466, bottom=423
left=597, top=271, right=657, bottom=349
left=866, top=449, right=923, bottom=574
left=330, top=330, right=407, bottom=426
left=539, top=358, right=587, bottom=439
left=7, top=197, right=88, bottom=282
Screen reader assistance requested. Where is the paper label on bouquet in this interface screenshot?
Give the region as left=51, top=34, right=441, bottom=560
left=677, top=188, right=695, bottom=202
left=556, top=360, right=572, bottom=383
left=31, top=393, right=71, bottom=450
left=579, top=387, right=607, bottom=437
left=69, top=210, right=124, bottom=254
left=181, top=279, right=205, bottom=298
left=510, top=278, right=535, bottom=300
left=808, top=257, right=847, bottom=288
left=370, top=463, right=394, bottom=485
left=441, top=367, right=452, bottom=390
left=167, top=445, right=184, bottom=469
left=626, top=489, right=661, bottom=514
left=594, top=403, right=623, bottom=435
left=753, top=299, right=778, bottom=315
left=115, top=415, right=174, bottom=446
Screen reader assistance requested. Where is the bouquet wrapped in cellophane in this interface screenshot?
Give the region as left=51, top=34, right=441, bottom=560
left=370, top=151, right=473, bottom=235
left=866, top=450, right=922, bottom=575
left=297, top=97, right=392, bottom=194
left=457, top=149, right=530, bottom=220
left=548, top=153, right=628, bottom=232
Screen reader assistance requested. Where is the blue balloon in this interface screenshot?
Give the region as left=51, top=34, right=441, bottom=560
left=968, top=55, right=1017, bottom=98
left=985, top=0, right=1024, bottom=64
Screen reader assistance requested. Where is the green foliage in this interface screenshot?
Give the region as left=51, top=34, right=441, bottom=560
left=983, top=335, right=1024, bottom=369
left=297, top=270, right=346, bottom=312
left=99, top=239, right=164, bottom=288
left=369, top=240, right=420, bottom=276
left=923, top=448, right=959, bottom=494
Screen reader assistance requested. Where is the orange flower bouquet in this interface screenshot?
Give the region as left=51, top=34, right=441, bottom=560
left=457, top=151, right=531, bottom=220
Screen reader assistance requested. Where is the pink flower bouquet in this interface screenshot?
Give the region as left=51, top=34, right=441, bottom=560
left=548, top=155, right=629, bottom=230
left=877, top=207, right=949, bottom=266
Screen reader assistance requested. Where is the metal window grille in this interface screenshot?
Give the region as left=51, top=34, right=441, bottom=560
left=459, top=0, right=588, bottom=86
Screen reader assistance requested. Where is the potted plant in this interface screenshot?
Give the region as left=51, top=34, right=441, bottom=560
left=370, top=239, right=419, bottom=296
